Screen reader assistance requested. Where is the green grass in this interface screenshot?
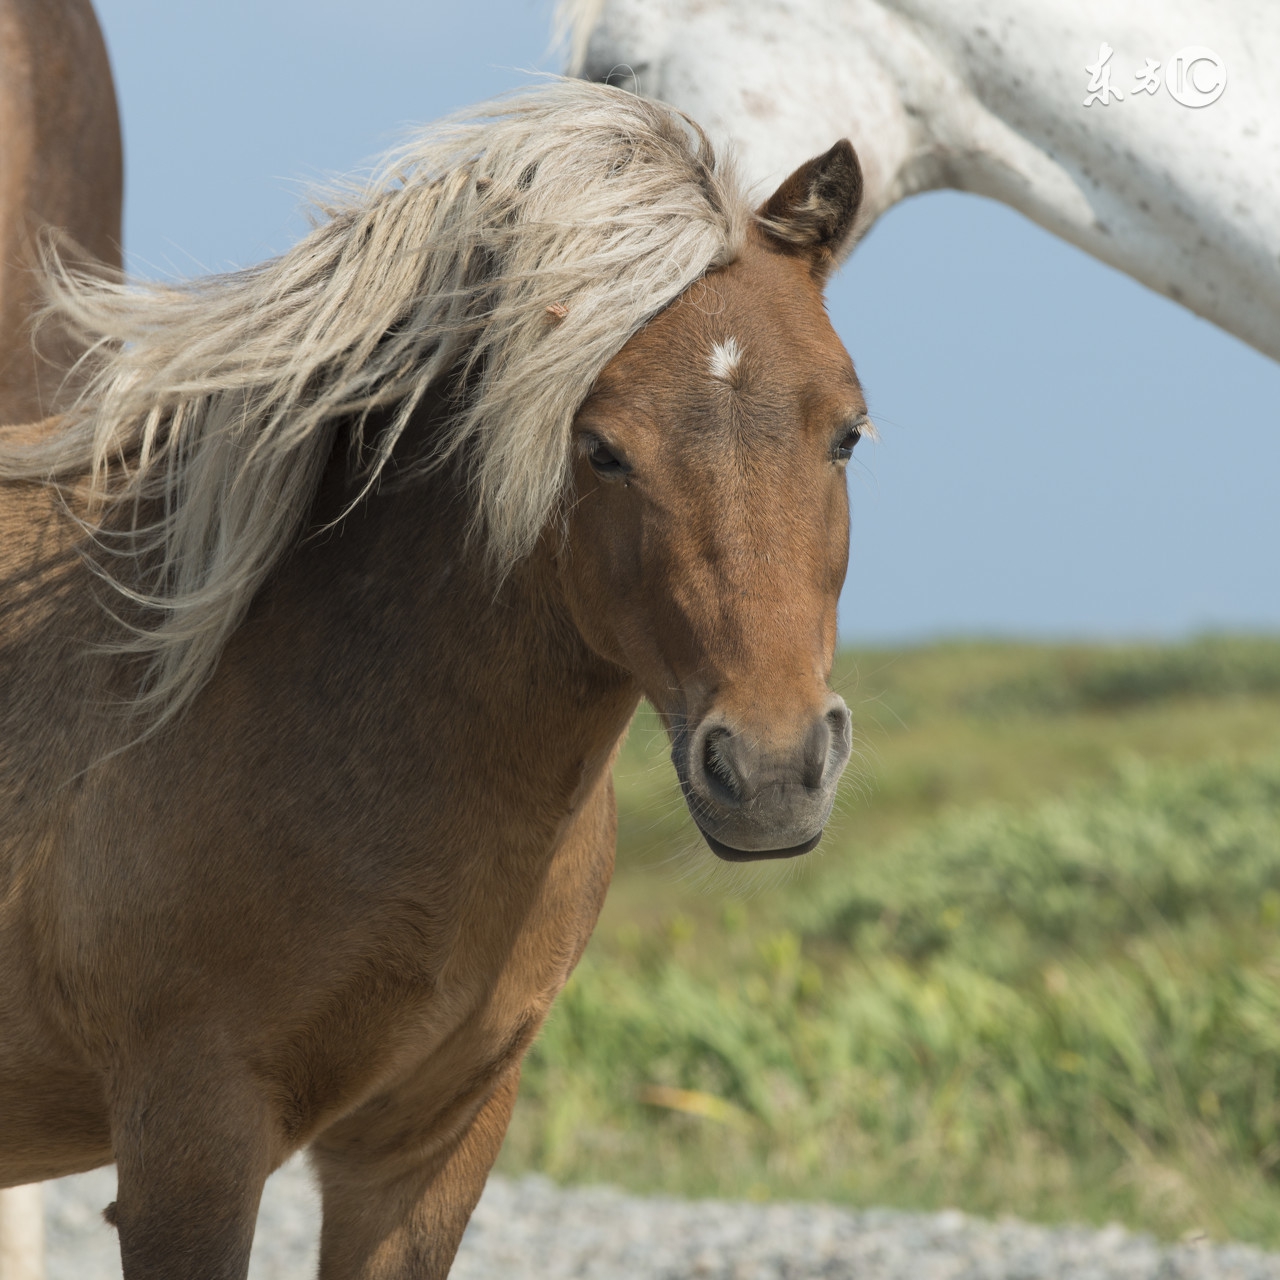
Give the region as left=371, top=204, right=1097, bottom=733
left=496, top=637, right=1280, bottom=1245
left=963, top=636, right=1280, bottom=716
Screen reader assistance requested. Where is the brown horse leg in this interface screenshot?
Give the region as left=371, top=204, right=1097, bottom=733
left=108, top=1053, right=278, bottom=1280
left=0, top=0, right=123, bottom=424
left=312, top=1068, right=521, bottom=1280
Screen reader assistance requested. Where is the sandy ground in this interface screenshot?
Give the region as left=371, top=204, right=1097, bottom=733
left=42, top=1159, right=1280, bottom=1279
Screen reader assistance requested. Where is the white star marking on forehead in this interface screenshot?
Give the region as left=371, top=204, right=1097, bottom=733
left=708, top=336, right=743, bottom=386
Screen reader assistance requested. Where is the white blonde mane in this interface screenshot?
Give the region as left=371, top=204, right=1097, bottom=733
left=0, top=80, right=748, bottom=725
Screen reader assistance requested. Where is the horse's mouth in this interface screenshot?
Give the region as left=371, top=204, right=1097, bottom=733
left=693, top=824, right=824, bottom=862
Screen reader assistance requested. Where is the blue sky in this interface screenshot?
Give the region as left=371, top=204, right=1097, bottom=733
left=94, top=0, right=1280, bottom=643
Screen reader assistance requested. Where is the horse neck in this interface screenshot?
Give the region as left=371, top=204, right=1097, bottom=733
left=0, top=443, right=641, bottom=887
left=204, top=451, right=642, bottom=853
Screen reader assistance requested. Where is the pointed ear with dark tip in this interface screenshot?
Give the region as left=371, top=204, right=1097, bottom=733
left=755, top=139, right=863, bottom=277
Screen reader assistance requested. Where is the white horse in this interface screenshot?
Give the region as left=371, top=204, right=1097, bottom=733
left=562, top=0, right=1280, bottom=363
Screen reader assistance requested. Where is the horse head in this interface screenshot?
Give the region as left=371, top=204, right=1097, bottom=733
left=4, top=81, right=868, bottom=864
left=560, top=141, right=866, bottom=860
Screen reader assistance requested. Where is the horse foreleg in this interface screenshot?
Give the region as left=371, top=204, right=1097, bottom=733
left=0, top=1184, right=43, bottom=1280
left=311, top=1068, right=520, bottom=1280
left=108, top=1056, right=278, bottom=1280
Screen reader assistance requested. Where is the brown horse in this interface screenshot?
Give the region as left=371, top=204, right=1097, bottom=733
left=0, top=78, right=866, bottom=1280
left=0, top=0, right=122, bottom=426
left=0, top=2, right=121, bottom=1274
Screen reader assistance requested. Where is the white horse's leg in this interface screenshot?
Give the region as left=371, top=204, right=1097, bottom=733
left=0, top=1185, right=44, bottom=1280
left=567, top=0, right=1280, bottom=363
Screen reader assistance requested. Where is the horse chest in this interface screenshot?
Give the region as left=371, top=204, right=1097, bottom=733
left=267, top=779, right=618, bottom=1143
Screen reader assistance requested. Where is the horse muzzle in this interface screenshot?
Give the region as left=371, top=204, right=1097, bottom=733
left=671, top=694, right=853, bottom=862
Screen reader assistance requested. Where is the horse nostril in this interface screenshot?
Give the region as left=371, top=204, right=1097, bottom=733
left=821, top=702, right=854, bottom=785
left=801, top=716, right=831, bottom=791
left=801, top=702, right=853, bottom=791
left=826, top=703, right=852, bottom=758
left=702, top=727, right=743, bottom=803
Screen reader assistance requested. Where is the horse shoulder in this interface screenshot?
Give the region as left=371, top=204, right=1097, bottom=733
left=0, top=423, right=106, bottom=820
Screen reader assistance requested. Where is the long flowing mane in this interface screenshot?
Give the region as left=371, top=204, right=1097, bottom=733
left=0, top=80, right=748, bottom=726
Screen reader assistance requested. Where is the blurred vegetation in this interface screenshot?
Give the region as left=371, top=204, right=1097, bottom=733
left=963, top=636, right=1280, bottom=717
left=497, top=637, right=1280, bottom=1245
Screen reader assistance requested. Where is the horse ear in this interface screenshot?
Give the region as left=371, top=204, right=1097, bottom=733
left=755, top=140, right=863, bottom=277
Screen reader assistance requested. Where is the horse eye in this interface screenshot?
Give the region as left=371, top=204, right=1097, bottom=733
left=834, top=424, right=863, bottom=462
left=587, top=438, right=628, bottom=479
